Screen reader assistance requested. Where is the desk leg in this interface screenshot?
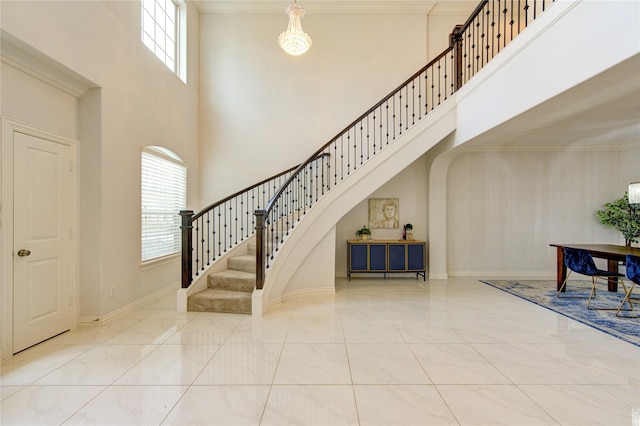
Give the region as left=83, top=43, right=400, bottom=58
left=557, top=247, right=566, bottom=292
left=607, top=259, right=619, bottom=292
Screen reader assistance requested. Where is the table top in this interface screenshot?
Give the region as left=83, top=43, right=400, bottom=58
left=550, top=243, right=640, bottom=257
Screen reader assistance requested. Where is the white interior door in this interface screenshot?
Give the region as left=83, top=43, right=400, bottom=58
left=13, top=131, right=73, bottom=353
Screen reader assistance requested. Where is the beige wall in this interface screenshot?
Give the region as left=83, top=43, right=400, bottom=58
left=335, top=155, right=428, bottom=277
left=1, top=0, right=200, bottom=318
left=446, top=148, right=640, bottom=277
left=2, top=0, right=637, bottom=320
left=198, top=8, right=475, bottom=203
left=198, top=3, right=477, bottom=282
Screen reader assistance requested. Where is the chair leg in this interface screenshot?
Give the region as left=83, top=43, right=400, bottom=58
left=587, top=277, right=597, bottom=309
left=616, top=282, right=639, bottom=318
left=588, top=277, right=625, bottom=311
left=557, top=271, right=585, bottom=298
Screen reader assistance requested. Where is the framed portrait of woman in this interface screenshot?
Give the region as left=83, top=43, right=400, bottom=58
left=369, top=198, right=399, bottom=229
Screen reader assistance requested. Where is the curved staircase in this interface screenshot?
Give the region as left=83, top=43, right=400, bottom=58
left=187, top=242, right=256, bottom=314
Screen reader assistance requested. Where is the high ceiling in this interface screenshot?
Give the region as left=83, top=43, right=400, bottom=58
left=192, top=0, right=476, bottom=14
left=192, top=0, right=640, bottom=152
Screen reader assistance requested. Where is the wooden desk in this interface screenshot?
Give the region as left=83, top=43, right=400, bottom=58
left=550, top=244, right=640, bottom=292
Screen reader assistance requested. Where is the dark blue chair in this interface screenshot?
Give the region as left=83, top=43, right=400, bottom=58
left=558, top=248, right=627, bottom=310
left=617, top=254, right=640, bottom=317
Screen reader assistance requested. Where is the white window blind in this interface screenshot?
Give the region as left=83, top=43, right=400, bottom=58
left=141, top=0, right=178, bottom=73
left=141, top=149, right=186, bottom=262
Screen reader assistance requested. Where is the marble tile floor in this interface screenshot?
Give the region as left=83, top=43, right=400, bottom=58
left=1, top=277, right=639, bottom=425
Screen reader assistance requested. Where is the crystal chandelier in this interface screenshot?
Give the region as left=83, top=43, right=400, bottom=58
left=278, top=1, right=312, bottom=56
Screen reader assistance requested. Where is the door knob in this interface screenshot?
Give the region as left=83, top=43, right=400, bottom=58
left=17, top=249, right=31, bottom=257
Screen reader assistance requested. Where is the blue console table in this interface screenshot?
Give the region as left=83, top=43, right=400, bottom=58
left=347, top=240, right=426, bottom=281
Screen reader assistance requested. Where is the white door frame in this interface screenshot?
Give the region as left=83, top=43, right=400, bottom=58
left=1, top=117, right=79, bottom=360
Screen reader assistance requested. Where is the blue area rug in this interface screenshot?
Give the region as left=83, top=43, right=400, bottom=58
left=480, top=280, right=639, bottom=347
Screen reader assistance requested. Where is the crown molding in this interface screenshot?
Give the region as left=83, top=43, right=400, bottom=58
left=428, top=1, right=477, bottom=16
left=192, top=0, right=441, bottom=14
left=1, top=30, right=95, bottom=98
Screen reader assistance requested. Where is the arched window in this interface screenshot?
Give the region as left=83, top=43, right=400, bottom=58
left=141, top=146, right=186, bottom=262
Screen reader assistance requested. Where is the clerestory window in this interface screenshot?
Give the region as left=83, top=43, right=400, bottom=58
left=141, top=0, right=186, bottom=81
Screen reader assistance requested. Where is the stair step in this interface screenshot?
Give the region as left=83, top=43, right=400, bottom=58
left=208, top=269, right=255, bottom=292
left=188, top=289, right=251, bottom=314
left=248, top=241, right=256, bottom=255
left=228, top=254, right=256, bottom=273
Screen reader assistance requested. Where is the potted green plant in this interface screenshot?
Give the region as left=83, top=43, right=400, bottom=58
left=595, top=192, right=640, bottom=247
left=355, top=225, right=371, bottom=240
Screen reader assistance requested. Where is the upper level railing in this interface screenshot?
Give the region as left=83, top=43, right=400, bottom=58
left=181, top=0, right=555, bottom=290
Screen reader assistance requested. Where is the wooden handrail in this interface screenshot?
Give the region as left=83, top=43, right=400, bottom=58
left=181, top=153, right=329, bottom=288
left=182, top=0, right=557, bottom=292
left=254, top=0, right=556, bottom=290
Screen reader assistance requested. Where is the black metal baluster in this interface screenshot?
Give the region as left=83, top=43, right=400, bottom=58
left=205, top=212, right=210, bottom=265
left=385, top=100, right=390, bottom=145
left=303, top=167, right=308, bottom=214
left=444, top=56, right=450, bottom=98
left=360, top=120, right=364, bottom=165
left=392, top=95, right=397, bottom=140
left=398, top=90, right=403, bottom=135
left=347, top=131, right=351, bottom=175
left=490, top=0, right=495, bottom=59
left=379, top=105, right=384, bottom=149
left=424, top=72, right=429, bottom=112
left=437, top=60, right=442, bottom=105
left=411, top=79, right=416, bottom=125
left=353, top=128, right=358, bottom=169
left=406, top=85, right=410, bottom=129
left=417, top=74, right=422, bottom=120
left=195, top=219, right=201, bottom=273
left=372, top=112, right=377, bottom=155
left=467, top=28, right=472, bottom=83
left=366, top=116, right=370, bottom=159
left=475, top=17, right=480, bottom=74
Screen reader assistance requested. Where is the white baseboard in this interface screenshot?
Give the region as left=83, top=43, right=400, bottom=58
left=260, top=287, right=336, bottom=316
left=79, top=281, right=179, bottom=325
left=449, top=271, right=557, bottom=280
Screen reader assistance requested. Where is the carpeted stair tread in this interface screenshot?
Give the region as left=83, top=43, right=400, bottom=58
left=188, top=288, right=251, bottom=314
left=208, top=269, right=255, bottom=292
left=247, top=241, right=256, bottom=255
left=227, top=254, right=256, bottom=273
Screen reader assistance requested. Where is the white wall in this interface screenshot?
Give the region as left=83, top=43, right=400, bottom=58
left=199, top=11, right=441, bottom=203
left=0, top=63, right=78, bottom=138
left=335, top=155, right=428, bottom=276
left=425, top=0, right=640, bottom=279
left=1, top=0, right=200, bottom=319
left=335, top=0, right=640, bottom=282
left=620, top=146, right=640, bottom=195
left=198, top=3, right=476, bottom=286
left=446, top=149, right=638, bottom=277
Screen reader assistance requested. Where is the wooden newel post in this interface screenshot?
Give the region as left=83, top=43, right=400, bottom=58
left=255, top=210, right=266, bottom=290
left=450, top=24, right=464, bottom=91
left=180, top=210, right=194, bottom=288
